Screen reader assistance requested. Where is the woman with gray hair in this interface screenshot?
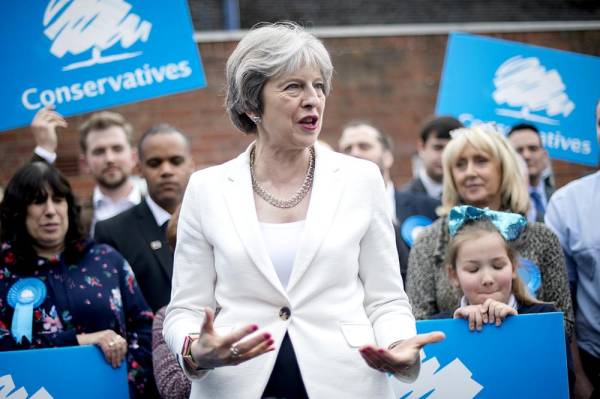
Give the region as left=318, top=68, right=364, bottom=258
left=163, top=22, right=443, bottom=398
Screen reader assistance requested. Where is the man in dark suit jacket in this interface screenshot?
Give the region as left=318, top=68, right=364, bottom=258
left=507, top=123, right=555, bottom=222
left=95, top=124, right=195, bottom=311
left=401, top=115, right=463, bottom=200
left=393, top=190, right=440, bottom=281
left=401, top=174, right=428, bottom=196
left=338, top=121, right=440, bottom=283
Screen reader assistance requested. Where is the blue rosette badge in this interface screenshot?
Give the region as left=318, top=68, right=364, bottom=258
left=7, top=278, right=47, bottom=344
left=517, top=257, right=542, bottom=297
left=401, top=215, right=434, bottom=247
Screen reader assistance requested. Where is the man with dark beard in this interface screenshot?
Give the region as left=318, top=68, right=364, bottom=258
left=31, top=106, right=142, bottom=233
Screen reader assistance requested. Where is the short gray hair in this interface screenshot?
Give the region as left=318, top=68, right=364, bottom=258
left=225, top=22, right=333, bottom=134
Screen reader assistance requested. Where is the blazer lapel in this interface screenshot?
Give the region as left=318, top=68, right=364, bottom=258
left=222, top=146, right=288, bottom=298
left=135, top=201, right=174, bottom=279
left=287, top=145, right=344, bottom=292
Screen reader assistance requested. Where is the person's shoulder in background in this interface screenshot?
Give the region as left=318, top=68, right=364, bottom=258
left=152, top=306, right=191, bottom=399
left=395, top=190, right=440, bottom=223
left=428, top=310, right=454, bottom=320
left=517, top=302, right=557, bottom=315
left=399, top=177, right=427, bottom=196
left=94, top=201, right=141, bottom=239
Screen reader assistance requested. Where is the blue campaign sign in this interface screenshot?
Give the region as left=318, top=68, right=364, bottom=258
left=0, top=345, right=128, bottom=398
left=391, top=313, right=569, bottom=398
left=1, top=0, right=206, bottom=131
left=436, top=32, right=600, bottom=166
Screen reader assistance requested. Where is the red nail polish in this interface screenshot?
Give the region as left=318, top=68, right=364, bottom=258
left=263, top=333, right=271, bottom=339
left=267, top=339, right=274, bottom=345
left=251, top=325, right=258, bottom=332
left=378, top=349, right=385, bottom=354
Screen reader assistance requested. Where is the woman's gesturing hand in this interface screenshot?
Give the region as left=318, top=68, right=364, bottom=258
left=77, top=329, right=128, bottom=368
left=190, top=308, right=275, bottom=369
left=359, top=332, right=445, bottom=374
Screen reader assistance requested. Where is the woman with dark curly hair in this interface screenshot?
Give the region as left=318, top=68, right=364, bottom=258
left=0, top=162, right=157, bottom=398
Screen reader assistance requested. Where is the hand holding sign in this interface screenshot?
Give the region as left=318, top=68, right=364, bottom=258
left=30, top=105, right=67, bottom=153
left=453, top=298, right=517, bottom=331
left=77, top=329, right=128, bottom=368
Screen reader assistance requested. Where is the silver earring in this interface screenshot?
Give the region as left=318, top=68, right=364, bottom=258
left=250, top=116, right=262, bottom=124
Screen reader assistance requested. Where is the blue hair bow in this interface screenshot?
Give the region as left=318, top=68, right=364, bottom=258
left=448, top=205, right=527, bottom=241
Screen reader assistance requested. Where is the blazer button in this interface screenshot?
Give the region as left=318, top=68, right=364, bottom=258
left=279, top=306, right=291, bottom=321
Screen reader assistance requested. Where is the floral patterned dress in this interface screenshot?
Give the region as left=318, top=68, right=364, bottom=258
left=0, top=240, right=156, bottom=398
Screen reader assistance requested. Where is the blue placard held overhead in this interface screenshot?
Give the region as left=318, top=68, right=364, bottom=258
left=1, top=0, right=206, bottom=131
left=0, top=345, right=129, bottom=398
left=436, top=32, right=600, bottom=167
left=390, top=313, right=569, bottom=399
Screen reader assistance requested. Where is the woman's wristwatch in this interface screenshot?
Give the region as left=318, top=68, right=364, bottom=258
left=181, top=334, right=213, bottom=371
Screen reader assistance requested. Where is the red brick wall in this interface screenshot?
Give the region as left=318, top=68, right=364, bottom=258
left=233, top=0, right=600, bottom=27
left=1, top=30, right=598, bottom=199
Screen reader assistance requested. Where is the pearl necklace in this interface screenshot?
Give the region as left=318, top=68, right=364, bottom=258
left=250, top=146, right=315, bottom=209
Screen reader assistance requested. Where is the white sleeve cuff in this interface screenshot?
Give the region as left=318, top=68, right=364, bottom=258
left=34, top=146, right=57, bottom=164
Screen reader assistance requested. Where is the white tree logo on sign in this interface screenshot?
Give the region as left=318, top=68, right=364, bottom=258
left=391, top=351, right=483, bottom=399
left=492, top=55, right=575, bottom=126
left=0, top=374, right=53, bottom=399
left=43, top=0, right=152, bottom=71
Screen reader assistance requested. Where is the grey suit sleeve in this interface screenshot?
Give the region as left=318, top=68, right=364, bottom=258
left=406, top=226, right=439, bottom=320
left=532, top=225, right=575, bottom=339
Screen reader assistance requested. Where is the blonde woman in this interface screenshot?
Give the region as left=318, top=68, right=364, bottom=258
left=406, top=126, right=574, bottom=339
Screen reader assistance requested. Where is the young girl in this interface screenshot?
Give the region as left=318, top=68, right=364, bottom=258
left=442, top=205, right=574, bottom=392
left=444, top=205, right=555, bottom=331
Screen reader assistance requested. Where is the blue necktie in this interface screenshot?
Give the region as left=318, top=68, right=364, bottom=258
left=530, top=190, right=545, bottom=218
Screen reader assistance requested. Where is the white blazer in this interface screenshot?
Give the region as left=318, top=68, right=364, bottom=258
left=163, top=143, right=417, bottom=399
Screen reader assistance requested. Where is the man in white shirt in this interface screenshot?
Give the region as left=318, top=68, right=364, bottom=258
left=545, top=101, right=600, bottom=398
left=507, top=123, right=554, bottom=222
left=401, top=115, right=463, bottom=200
left=31, top=106, right=142, bottom=233
left=94, top=124, right=195, bottom=311
left=338, top=121, right=439, bottom=283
